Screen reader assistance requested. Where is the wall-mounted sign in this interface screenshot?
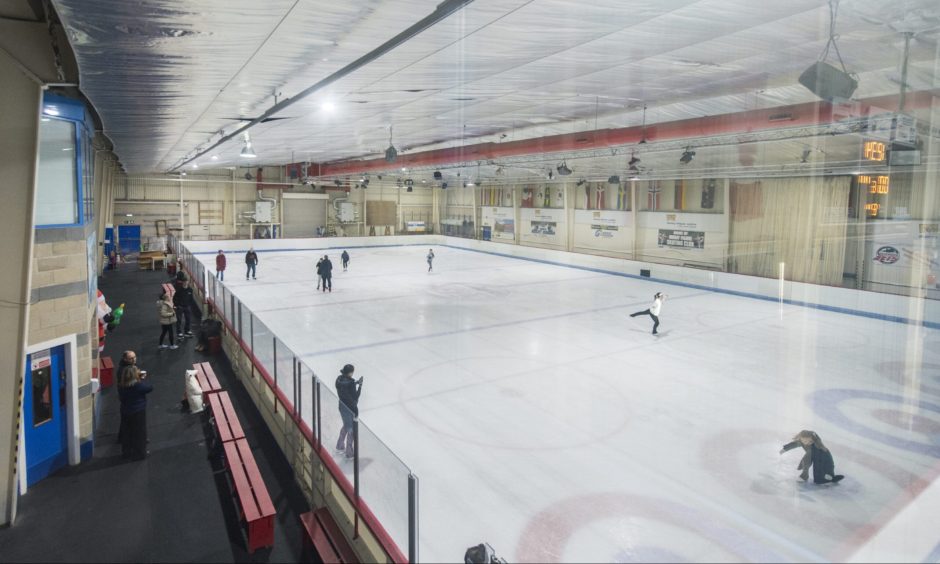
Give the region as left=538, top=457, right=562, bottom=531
left=658, top=229, right=705, bottom=249
left=873, top=245, right=900, bottom=265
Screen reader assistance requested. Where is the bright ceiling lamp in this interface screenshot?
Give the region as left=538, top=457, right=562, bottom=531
left=240, top=133, right=257, bottom=158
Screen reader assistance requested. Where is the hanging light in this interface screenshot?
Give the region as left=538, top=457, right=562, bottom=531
left=385, top=125, right=398, bottom=163
left=240, top=133, right=257, bottom=158
left=556, top=161, right=572, bottom=176
left=679, top=147, right=696, bottom=164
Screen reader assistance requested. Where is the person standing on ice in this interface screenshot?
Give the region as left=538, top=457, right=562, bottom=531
left=341, top=250, right=350, bottom=272
left=320, top=255, right=333, bottom=292
left=335, top=364, right=362, bottom=459
left=630, top=292, right=666, bottom=335
left=245, top=247, right=258, bottom=280
left=215, top=250, right=226, bottom=281
left=780, top=430, right=844, bottom=484
left=427, top=249, right=435, bottom=272
left=315, top=256, right=323, bottom=290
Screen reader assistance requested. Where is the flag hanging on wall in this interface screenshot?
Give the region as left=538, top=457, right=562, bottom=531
left=617, top=183, right=626, bottom=210
left=647, top=181, right=661, bottom=210
left=596, top=183, right=606, bottom=210
left=674, top=180, right=685, bottom=210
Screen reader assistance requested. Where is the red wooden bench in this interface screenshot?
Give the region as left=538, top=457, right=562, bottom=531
left=222, top=438, right=276, bottom=553
left=300, top=508, right=358, bottom=564
left=99, top=356, right=114, bottom=388
left=207, top=391, right=245, bottom=444
left=193, top=361, right=222, bottom=396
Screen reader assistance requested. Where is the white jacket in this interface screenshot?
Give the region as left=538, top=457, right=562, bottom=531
left=650, top=296, right=663, bottom=316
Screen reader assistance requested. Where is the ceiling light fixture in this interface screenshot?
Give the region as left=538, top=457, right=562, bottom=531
left=576, top=178, right=586, bottom=187
left=556, top=161, right=572, bottom=176
left=240, top=133, right=257, bottom=158
left=322, top=101, right=336, bottom=112
left=608, top=175, right=620, bottom=184
left=798, top=0, right=858, bottom=101
left=679, top=147, right=696, bottom=164
left=385, top=125, right=398, bottom=163
left=211, top=155, right=219, bottom=160
left=547, top=170, right=554, bottom=180
left=441, top=182, right=448, bottom=190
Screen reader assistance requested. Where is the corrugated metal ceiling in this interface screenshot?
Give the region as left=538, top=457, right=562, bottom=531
left=51, top=0, right=939, bottom=173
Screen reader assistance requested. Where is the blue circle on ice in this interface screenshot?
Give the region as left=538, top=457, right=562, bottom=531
left=810, top=389, right=940, bottom=457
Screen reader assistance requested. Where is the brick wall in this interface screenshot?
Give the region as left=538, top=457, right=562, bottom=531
left=28, top=226, right=97, bottom=452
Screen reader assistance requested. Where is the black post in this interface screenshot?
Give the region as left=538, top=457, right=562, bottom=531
left=408, top=473, right=419, bottom=564
left=353, top=417, right=360, bottom=499
left=315, top=380, right=321, bottom=448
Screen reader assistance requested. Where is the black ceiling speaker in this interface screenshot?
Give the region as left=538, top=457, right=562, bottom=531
left=556, top=161, right=572, bottom=176
left=433, top=171, right=443, bottom=180
left=608, top=175, right=620, bottom=184
left=385, top=145, right=398, bottom=163
left=799, top=61, right=857, bottom=102
left=441, top=182, right=448, bottom=189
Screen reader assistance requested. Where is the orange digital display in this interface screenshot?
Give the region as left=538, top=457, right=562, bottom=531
left=863, top=141, right=886, bottom=162
left=865, top=203, right=880, bottom=216
left=859, top=175, right=889, bottom=195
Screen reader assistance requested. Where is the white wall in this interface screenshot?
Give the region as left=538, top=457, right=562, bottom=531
left=182, top=235, right=940, bottom=328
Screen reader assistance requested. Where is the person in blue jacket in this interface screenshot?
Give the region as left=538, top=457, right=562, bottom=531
left=780, top=430, right=844, bottom=484
left=117, top=351, right=153, bottom=460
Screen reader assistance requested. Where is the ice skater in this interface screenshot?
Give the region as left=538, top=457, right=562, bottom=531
left=341, top=250, right=350, bottom=271
left=245, top=247, right=258, bottom=280
left=630, top=292, right=666, bottom=335
left=780, top=430, right=844, bottom=484
left=215, top=249, right=226, bottom=280
left=315, top=256, right=323, bottom=290
left=335, top=364, right=362, bottom=459
left=427, top=249, right=435, bottom=272
left=320, top=254, right=333, bottom=292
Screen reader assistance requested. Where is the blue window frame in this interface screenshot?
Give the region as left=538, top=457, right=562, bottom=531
left=37, top=94, right=95, bottom=228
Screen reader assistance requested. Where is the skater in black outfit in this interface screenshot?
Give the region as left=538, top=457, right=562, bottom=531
left=320, top=255, right=333, bottom=292
left=630, top=292, right=666, bottom=335
left=335, top=364, right=362, bottom=459
left=780, top=430, right=844, bottom=484
left=315, top=257, right=323, bottom=290
left=427, top=249, right=435, bottom=272
left=245, top=248, right=258, bottom=280
left=341, top=250, right=350, bottom=271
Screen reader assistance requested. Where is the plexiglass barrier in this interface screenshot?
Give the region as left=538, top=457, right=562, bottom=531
left=176, top=241, right=417, bottom=562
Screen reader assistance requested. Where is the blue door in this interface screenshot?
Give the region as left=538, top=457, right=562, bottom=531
left=24, top=346, right=68, bottom=486
left=117, top=224, right=141, bottom=256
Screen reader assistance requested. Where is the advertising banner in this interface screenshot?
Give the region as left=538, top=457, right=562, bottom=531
left=657, top=229, right=705, bottom=250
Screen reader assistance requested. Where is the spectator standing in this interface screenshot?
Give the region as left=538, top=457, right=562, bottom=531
left=117, top=351, right=153, bottom=460
left=341, top=250, right=350, bottom=271
left=157, top=291, right=178, bottom=349
left=173, top=279, right=195, bottom=338
left=315, top=256, right=323, bottom=290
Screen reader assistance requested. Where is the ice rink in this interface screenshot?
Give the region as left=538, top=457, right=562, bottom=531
left=197, top=243, right=940, bottom=563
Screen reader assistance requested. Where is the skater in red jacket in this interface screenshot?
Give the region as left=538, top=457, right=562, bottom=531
left=215, top=250, right=226, bottom=281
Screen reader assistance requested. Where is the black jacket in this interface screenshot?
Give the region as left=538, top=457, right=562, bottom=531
left=321, top=259, right=333, bottom=277
left=245, top=251, right=258, bottom=265
left=315, top=259, right=323, bottom=276
left=335, top=374, right=361, bottom=415
left=341, top=251, right=349, bottom=263
left=118, top=380, right=153, bottom=415
left=173, top=285, right=194, bottom=308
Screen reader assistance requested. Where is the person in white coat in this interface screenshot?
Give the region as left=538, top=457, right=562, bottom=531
left=630, top=292, right=666, bottom=335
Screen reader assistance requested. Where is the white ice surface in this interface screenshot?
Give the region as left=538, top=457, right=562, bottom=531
left=198, top=244, right=940, bottom=563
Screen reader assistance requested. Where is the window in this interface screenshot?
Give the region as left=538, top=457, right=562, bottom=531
left=35, top=119, right=78, bottom=226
